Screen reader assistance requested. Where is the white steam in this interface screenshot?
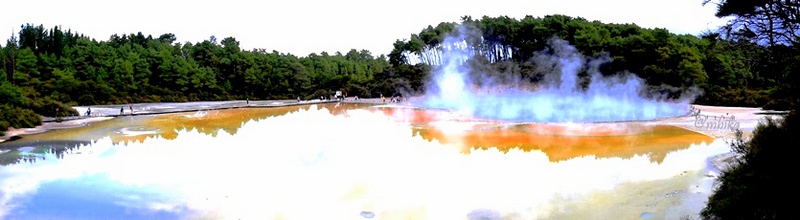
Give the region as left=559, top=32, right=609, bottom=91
left=417, top=25, right=697, bottom=123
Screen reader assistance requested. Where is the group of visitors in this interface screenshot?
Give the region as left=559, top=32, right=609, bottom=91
left=81, top=105, right=136, bottom=117
left=119, top=105, right=134, bottom=116
left=380, top=94, right=402, bottom=103
left=77, top=105, right=137, bottom=117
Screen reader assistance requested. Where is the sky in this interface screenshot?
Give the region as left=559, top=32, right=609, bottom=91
left=1, top=0, right=728, bottom=57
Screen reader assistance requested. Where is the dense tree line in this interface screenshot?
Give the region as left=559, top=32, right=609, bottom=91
left=3, top=24, right=409, bottom=103
left=0, top=24, right=418, bottom=135
left=389, top=14, right=798, bottom=109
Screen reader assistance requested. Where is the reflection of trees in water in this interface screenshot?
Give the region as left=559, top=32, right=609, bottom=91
left=112, top=104, right=370, bottom=144
left=0, top=140, right=90, bottom=166
left=411, top=125, right=714, bottom=163
left=0, top=103, right=381, bottom=164
left=373, top=105, right=713, bottom=163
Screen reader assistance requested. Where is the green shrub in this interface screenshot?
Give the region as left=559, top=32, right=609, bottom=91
left=29, top=98, right=79, bottom=117
left=762, top=99, right=791, bottom=111
left=306, top=89, right=330, bottom=100
left=701, top=112, right=797, bottom=219
left=0, top=119, right=6, bottom=136
left=342, top=84, right=370, bottom=98
left=0, top=104, right=43, bottom=130
left=695, top=87, right=770, bottom=107
left=0, top=82, right=28, bottom=106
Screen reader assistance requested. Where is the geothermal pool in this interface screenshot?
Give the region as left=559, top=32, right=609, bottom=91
left=0, top=103, right=728, bottom=219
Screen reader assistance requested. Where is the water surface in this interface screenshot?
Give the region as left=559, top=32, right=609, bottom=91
left=0, top=103, right=728, bottom=219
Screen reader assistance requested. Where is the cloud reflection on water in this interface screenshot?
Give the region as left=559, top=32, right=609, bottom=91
left=110, top=104, right=369, bottom=144
left=0, top=105, right=729, bottom=219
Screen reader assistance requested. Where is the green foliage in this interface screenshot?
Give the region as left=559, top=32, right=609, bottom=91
left=0, top=24, right=407, bottom=133
left=15, top=48, right=38, bottom=77
left=704, top=0, right=798, bottom=46
left=306, top=89, right=330, bottom=100
left=696, top=85, right=769, bottom=107
left=0, top=104, right=42, bottom=132
left=390, top=15, right=796, bottom=108
left=701, top=113, right=798, bottom=219
left=0, top=81, right=26, bottom=106
left=28, top=97, right=79, bottom=117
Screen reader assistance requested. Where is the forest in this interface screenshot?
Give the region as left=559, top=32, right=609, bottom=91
left=390, top=15, right=797, bottom=107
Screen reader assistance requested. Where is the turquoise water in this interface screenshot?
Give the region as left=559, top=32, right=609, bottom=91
left=9, top=173, right=185, bottom=219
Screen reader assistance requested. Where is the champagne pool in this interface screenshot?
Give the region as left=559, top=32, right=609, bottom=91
left=0, top=103, right=728, bottom=219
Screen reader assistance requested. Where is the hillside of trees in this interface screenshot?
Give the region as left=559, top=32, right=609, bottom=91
left=0, top=25, right=422, bottom=135
left=388, top=15, right=797, bottom=109
left=1, top=13, right=797, bottom=135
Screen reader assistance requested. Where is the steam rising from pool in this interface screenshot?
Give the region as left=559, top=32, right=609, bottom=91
left=0, top=106, right=728, bottom=219
left=417, top=26, right=697, bottom=123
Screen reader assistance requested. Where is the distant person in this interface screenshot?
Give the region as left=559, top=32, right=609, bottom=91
left=129, top=105, right=134, bottom=115
left=381, top=94, right=385, bottom=103
left=120, top=107, right=124, bottom=115
left=298, top=96, right=301, bottom=102
left=86, top=108, right=91, bottom=116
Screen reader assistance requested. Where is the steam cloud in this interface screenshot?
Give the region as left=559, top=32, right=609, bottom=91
left=415, top=25, right=698, bottom=123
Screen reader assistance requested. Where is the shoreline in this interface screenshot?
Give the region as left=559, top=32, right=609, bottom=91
left=663, top=104, right=787, bottom=139
left=1, top=101, right=785, bottom=146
